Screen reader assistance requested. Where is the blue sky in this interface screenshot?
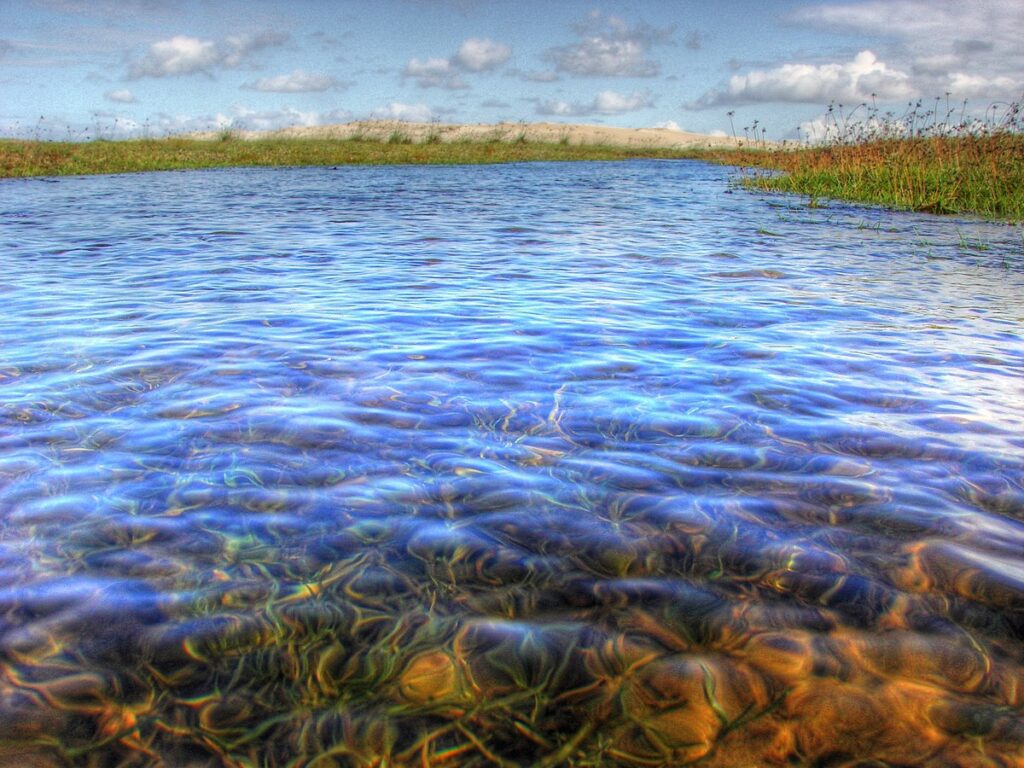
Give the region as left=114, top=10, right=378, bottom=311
left=2, top=0, right=1021, bottom=140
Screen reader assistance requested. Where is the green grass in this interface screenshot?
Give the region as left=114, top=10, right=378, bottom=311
left=0, top=135, right=701, bottom=178
left=3, top=119, right=1021, bottom=222
left=702, top=133, right=1024, bottom=221
left=702, top=98, right=1024, bottom=221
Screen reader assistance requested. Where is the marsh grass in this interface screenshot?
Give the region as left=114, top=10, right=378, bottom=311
left=704, top=99, right=1024, bottom=221
left=709, top=133, right=1024, bottom=221
left=3, top=100, right=1021, bottom=221
left=0, top=135, right=704, bottom=178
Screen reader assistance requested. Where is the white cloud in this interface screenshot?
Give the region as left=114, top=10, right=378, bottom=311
left=2, top=105, right=358, bottom=140
left=403, top=57, right=465, bottom=89
left=404, top=36, right=511, bottom=89
left=242, top=70, right=341, bottom=93
left=225, top=105, right=324, bottom=131
left=912, top=54, right=960, bottom=77
left=454, top=38, right=511, bottom=72
left=220, top=31, right=289, bottom=67
left=104, top=89, right=136, bottom=103
left=690, top=51, right=913, bottom=107
left=128, top=31, right=288, bottom=78
left=317, top=108, right=354, bottom=125
left=537, top=90, right=652, bottom=117
left=116, top=106, right=315, bottom=136
left=550, top=39, right=652, bottom=77
left=405, top=58, right=453, bottom=77
left=791, top=0, right=1024, bottom=103
left=85, top=111, right=142, bottom=138
left=371, top=102, right=434, bottom=122
left=794, top=110, right=955, bottom=144
left=653, top=120, right=681, bottom=131
left=947, top=72, right=1021, bottom=99
left=543, top=12, right=673, bottom=77
left=535, top=100, right=574, bottom=117
left=129, top=35, right=218, bottom=78
left=79, top=110, right=214, bottom=139
left=594, top=90, right=653, bottom=113
left=684, top=1, right=1021, bottom=116
left=189, top=106, right=352, bottom=134
left=791, top=0, right=1003, bottom=39
left=797, top=115, right=837, bottom=144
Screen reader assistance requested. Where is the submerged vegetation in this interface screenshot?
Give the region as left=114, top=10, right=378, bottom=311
left=3, top=157, right=1023, bottom=766
left=1, top=98, right=1022, bottom=220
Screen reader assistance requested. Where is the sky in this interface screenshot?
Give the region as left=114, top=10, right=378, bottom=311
left=1, top=0, right=1022, bottom=141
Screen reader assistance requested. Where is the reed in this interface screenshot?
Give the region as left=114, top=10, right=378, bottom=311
left=709, top=134, right=1023, bottom=221
left=704, top=98, right=1024, bottom=221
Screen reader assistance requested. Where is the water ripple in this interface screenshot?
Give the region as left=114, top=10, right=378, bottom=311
left=1, top=161, right=1023, bottom=765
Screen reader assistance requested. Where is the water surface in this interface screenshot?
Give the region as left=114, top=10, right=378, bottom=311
left=1, top=161, right=1023, bottom=766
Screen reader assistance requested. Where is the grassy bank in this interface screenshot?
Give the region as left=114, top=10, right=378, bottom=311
left=3, top=126, right=1021, bottom=222
left=708, top=132, right=1024, bottom=221
left=0, top=135, right=699, bottom=178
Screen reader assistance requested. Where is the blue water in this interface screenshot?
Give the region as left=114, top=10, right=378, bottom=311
left=1, top=161, right=1023, bottom=766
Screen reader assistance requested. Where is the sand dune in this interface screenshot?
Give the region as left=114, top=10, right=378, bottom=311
left=191, top=120, right=749, bottom=149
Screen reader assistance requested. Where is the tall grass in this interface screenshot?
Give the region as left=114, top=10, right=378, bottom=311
left=0, top=135, right=703, bottom=178
left=748, top=133, right=1021, bottom=218
left=708, top=98, right=1024, bottom=221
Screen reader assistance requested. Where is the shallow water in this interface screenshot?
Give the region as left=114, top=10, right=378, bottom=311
left=1, top=161, right=1023, bottom=767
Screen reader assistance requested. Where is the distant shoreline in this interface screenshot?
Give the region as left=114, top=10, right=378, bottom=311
left=4, top=123, right=1014, bottom=220
left=0, top=130, right=742, bottom=179
left=187, top=120, right=753, bottom=150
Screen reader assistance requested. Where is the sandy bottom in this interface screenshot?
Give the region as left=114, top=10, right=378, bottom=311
left=191, top=120, right=750, bottom=149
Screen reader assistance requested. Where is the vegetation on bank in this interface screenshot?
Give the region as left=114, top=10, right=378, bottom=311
left=711, top=99, right=1024, bottom=221
left=711, top=132, right=1023, bottom=222
left=2, top=100, right=1021, bottom=221
left=0, top=135, right=701, bottom=178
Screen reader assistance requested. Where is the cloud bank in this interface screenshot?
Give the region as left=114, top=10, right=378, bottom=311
left=128, top=31, right=289, bottom=78
left=690, top=1, right=1022, bottom=111
left=242, top=70, right=342, bottom=93
left=371, top=102, right=435, bottom=122
left=691, top=51, right=913, bottom=107
left=537, top=90, right=652, bottom=117
left=454, top=38, right=511, bottom=72
left=544, top=12, right=673, bottom=77
left=404, top=37, right=510, bottom=89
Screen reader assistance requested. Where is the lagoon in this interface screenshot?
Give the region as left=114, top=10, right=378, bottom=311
left=1, top=161, right=1023, bottom=766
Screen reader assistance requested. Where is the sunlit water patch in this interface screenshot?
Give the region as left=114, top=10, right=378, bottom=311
left=1, top=161, right=1023, bottom=767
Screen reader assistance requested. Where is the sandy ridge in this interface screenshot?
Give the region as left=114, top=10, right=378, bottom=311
left=190, top=120, right=748, bottom=149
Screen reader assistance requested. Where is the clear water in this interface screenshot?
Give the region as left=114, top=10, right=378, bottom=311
left=1, top=161, right=1023, bottom=767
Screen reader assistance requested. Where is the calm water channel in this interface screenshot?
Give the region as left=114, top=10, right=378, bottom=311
left=1, top=161, right=1023, bottom=766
